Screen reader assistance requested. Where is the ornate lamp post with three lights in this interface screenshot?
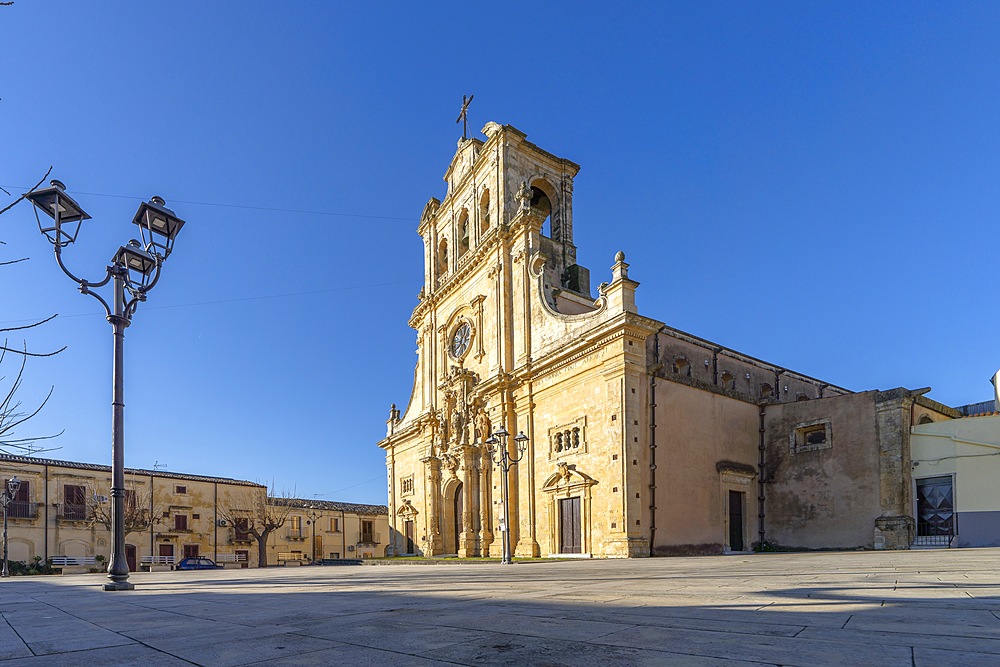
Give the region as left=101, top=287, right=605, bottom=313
left=1, top=476, right=22, bottom=577
left=484, top=427, right=528, bottom=565
left=26, top=181, right=186, bottom=591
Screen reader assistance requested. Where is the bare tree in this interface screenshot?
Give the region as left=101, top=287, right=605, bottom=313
left=86, top=477, right=166, bottom=538
left=0, top=166, right=65, bottom=455
left=218, top=485, right=294, bottom=567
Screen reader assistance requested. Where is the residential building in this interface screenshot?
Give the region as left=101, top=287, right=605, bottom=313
left=910, top=413, right=1000, bottom=547
left=0, top=454, right=388, bottom=569
left=266, top=499, right=391, bottom=563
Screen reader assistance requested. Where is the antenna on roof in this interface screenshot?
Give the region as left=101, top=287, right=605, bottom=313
left=153, top=461, right=167, bottom=471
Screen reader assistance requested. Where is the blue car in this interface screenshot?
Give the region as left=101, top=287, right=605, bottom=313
left=175, top=557, right=223, bottom=570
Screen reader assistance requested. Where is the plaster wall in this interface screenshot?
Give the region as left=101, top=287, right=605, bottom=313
left=763, top=392, right=882, bottom=549
left=652, top=381, right=759, bottom=554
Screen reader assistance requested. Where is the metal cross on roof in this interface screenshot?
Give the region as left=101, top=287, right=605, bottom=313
left=456, top=94, right=474, bottom=139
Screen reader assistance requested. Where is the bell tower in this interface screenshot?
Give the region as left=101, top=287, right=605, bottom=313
left=417, top=122, right=591, bottom=307
left=384, top=121, right=637, bottom=559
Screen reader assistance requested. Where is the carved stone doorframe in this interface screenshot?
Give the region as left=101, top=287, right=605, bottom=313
left=541, top=463, right=597, bottom=557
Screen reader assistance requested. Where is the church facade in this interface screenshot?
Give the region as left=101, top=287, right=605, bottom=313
left=377, top=123, right=961, bottom=558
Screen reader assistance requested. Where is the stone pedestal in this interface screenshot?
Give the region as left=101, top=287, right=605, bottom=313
left=874, top=515, right=914, bottom=550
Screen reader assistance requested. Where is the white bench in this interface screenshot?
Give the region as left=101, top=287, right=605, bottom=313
left=277, top=552, right=308, bottom=566
left=50, top=556, right=98, bottom=574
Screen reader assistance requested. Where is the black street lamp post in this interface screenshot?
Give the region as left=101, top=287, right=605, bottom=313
left=485, top=427, right=528, bottom=565
left=27, top=181, right=186, bottom=591
left=306, top=508, right=319, bottom=564
left=1, top=476, right=22, bottom=577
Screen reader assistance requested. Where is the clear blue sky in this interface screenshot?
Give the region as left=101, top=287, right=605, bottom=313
left=1, top=2, right=997, bottom=504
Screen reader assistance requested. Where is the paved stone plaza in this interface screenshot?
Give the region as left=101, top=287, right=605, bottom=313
left=1, top=548, right=999, bottom=665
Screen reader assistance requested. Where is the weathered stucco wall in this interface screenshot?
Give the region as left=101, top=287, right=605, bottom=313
left=763, top=392, right=882, bottom=549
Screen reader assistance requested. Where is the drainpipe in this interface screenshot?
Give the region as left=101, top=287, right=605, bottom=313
left=649, top=333, right=660, bottom=556
left=213, top=482, right=218, bottom=562
left=44, top=464, right=49, bottom=562
left=757, top=403, right=766, bottom=549
left=149, top=473, right=155, bottom=568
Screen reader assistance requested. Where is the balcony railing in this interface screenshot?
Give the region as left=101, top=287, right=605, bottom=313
left=7, top=501, right=38, bottom=519
left=357, top=532, right=380, bottom=545
left=286, top=531, right=307, bottom=541
left=60, top=505, right=88, bottom=521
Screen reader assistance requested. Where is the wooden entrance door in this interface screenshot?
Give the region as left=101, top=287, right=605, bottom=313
left=728, top=490, right=745, bottom=551
left=158, top=543, right=174, bottom=565
left=404, top=520, right=415, bottom=554
left=559, top=497, right=581, bottom=554
left=125, top=544, right=137, bottom=572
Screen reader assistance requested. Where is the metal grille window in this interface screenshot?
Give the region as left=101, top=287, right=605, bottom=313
left=9, top=480, right=32, bottom=518
left=63, top=484, right=86, bottom=520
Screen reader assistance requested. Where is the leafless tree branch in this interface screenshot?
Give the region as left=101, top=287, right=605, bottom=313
left=218, top=485, right=295, bottom=567
left=0, top=165, right=51, bottom=217
left=87, top=477, right=166, bottom=537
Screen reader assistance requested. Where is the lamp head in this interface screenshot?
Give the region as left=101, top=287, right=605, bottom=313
left=492, top=427, right=509, bottom=439
left=132, top=196, right=185, bottom=259
left=7, top=476, right=20, bottom=496
left=114, top=241, right=158, bottom=279
left=26, top=180, right=91, bottom=247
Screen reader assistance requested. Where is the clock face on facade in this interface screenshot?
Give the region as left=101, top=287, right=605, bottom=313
left=451, top=322, right=472, bottom=358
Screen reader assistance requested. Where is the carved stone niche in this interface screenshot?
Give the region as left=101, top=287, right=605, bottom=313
left=548, top=416, right=587, bottom=460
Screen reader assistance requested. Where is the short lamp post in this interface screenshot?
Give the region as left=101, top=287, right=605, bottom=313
left=306, top=508, right=319, bottom=563
left=26, top=181, right=186, bottom=591
left=485, top=428, right=528, bottom=565
left=1, top=476, right=22, bottom=577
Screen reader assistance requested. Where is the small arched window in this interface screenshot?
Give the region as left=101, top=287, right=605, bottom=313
left=721, top=371, right=735, bottom=391
left=759, top=383, right=773, bottom=399
left=795, top=393, right=810, bottom=402
left=530, top=185, right=553, bottom=237
left=479, top=190, right=490, bottom=234
left=673, top=357, right=690, bottom=377
left=457, top=210, right=470, bottom=257
left=918, top=415, right=934, bottom=425
left=437, top=238, right=449, bottom=278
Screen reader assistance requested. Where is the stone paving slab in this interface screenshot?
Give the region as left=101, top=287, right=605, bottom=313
left=0, top=549, right=999, bottom=665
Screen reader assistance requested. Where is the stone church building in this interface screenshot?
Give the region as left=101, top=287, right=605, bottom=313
left=377, top=122, right=962, bottom=558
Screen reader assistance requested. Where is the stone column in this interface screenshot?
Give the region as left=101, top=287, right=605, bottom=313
left=873, top=391, right=915, bottom=550
left=422, top=456, right=441, bottom=556
left=478, top=448, right=494, bottom=557
left=458, top=446, right=477, bottom=557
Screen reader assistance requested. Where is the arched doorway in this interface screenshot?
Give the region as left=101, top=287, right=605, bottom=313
left=453, top=482, right=464, bottom=555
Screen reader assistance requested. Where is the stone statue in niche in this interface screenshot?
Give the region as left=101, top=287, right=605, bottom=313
left=474, top=407, right=491, bottom=444
left=516, top=180, right=533, bottom=213
left=451, top=404, right=467, bottom=447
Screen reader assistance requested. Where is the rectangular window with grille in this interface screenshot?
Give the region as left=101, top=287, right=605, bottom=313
left=10, top=480, right=31, bottom=519
left=63, top=484, right=86, bottom=520
left=234, top=518, right=251, bottom=541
